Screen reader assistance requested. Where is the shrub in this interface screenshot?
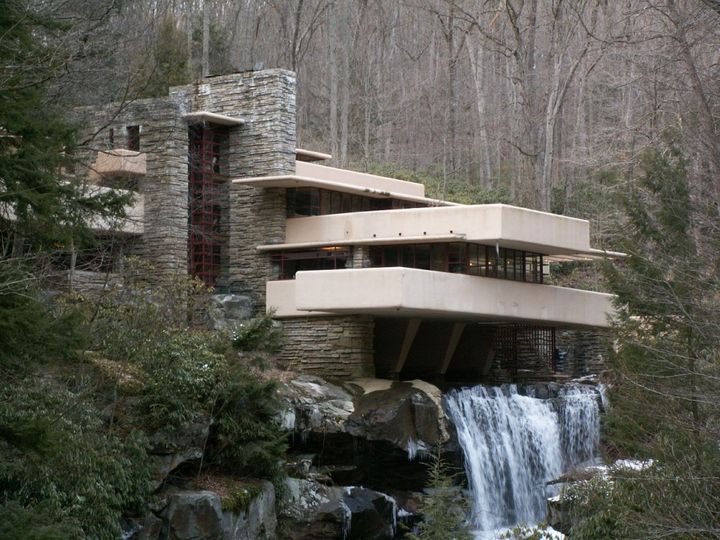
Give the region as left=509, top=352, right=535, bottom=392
left=232, top=311, right=282, bottom=353
left=86, top=261, right=287, bottom=480
left=0, top=380, right=152, bottom=539
left=206, top=366, right=287, bottom=479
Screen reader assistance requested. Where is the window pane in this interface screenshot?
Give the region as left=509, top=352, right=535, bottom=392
left=401, top=246, right=415, bottom=267
left=487, top=246, right=498, bottom=277
left=331, top=191, right=342, bottom=214
left=384, top=247, right=398, bottom=266
left=320, top=190, right=331, bottom=215
left=342, top=193, right=352, bottom=214
left=430, top=244, right=447, bottom=271
left=448, top=243, right=466, bottom=273
left=415, top=245, right=430, bottom=270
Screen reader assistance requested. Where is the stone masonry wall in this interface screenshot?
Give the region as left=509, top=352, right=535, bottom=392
left=74, top=98, right=188, bottom=279
left=277, top=316, right=375, bottom=380
left=75, top=69, right=295, bottom=300
left=171, top=70, right=296, bottom=307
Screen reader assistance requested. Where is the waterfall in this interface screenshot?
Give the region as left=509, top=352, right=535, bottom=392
left=444, top=384, right=600, bottom=532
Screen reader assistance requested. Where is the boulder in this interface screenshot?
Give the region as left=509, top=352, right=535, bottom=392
left=345, top=378, right=450, bottom=455
left=278, top=375, right=355, bottom=434
left=207, top=294, right=254, bottom=330
left=160, top=490, right=224, bottom=540
left=148, top=421, right=209, bottom=488
left=279, top=478, right=397, bottom=540
left=122, top=514, right=163, bottom=540
left=279, top=478, right=347, bottom=540
left=279, top=375, right=449, bottom=457
left=222, top=481, right=277, bottom=540
left=342, top=486, right=397, bottom=540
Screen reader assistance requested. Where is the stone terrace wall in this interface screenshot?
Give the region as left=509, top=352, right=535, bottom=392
left=74, top=98, right=189, bottom=279
left=277, top=316, right=375, bottom=380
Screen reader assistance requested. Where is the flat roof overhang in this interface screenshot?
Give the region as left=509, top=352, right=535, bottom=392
left=296, top=148, right=332, bottom=162
left=233, top=174, right=455, bottom=207
left=275, top=204, right=623, bottom=257
left=233, top=160, right=455, bottom=207
left=267, top=268, right=615, bottom=328
left=183, top=111, right=246, bottom=125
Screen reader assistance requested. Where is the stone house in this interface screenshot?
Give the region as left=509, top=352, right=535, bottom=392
left=74, top=69, right=618, bottom=383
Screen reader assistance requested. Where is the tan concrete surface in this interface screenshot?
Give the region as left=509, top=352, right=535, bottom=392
left=93, top=149, right=147, bottom=178
left=295, top=161, right=425, bottom=197
left=268, top=267, right=614, bottom=328
left=283, top=204, right=592, bottom=255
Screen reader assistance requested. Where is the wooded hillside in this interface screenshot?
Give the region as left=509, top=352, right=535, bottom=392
left=76, top=0, right=720, bottom=223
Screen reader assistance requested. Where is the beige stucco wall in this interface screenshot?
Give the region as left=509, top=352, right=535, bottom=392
left=283, top=204, right=591, bottom=255
left=92, top=150, right=147, bottom=177
left=268, top=267, right=614, bottom=328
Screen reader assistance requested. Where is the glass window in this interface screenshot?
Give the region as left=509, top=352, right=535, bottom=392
left=341, top=193, right=352, bottom=213
left=330, top=191, right=342, bottom=214
left=415, top=245, right=430, bottom=270
left=467, top=245, right=479, bottom=276
left=448, top=243, right=466, bottom=273
left=383, top=247, right=397, bottom=266
left=279, top=243, right=547, bottom=283
left=487, top=246, right=498, bottom=278
left=369, top=247, right=383, bottom=267
left=320, top=189, right=331, bottom=214
left=430, top=244, right=446, bottom=271
left=399, top=246, right=413, bottom=267
left=286, top=188, right=320, bottom=217
left=127, top=125, right=140, bottom=151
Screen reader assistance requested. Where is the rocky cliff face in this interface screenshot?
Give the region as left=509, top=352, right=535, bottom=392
left=122, top=375, right=604, bottom=539
left=122, top=374, right=449, bottom=540
left=276, top=375, right=454, bottom=538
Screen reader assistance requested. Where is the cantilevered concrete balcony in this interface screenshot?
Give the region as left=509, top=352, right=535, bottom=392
left=266, top=268, right=614, bottom=328
left=92, top=149, right=147, bottom=178
left=265, top=204, right=621, bottom=258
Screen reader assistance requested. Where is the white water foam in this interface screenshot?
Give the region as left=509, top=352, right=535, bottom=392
left=445, top=384, right=600, bottom=533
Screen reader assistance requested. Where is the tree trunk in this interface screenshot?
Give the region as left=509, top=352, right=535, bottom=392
left=202, top=0, right=210, bottom=77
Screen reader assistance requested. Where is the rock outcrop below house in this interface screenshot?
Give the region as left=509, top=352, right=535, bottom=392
left=280, top=478, right=397, bottom=540
left=276, top=375, right=454, bottom=536
left=278, top=375, right=451, bottom=456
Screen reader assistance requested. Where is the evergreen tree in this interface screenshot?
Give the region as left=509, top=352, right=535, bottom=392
left=0, top=0, right=129, bottom=365
left=134, top=14, right=191, bottom=98
left=569, top=135, right=720, bottom=538
left=406, top=450, right=472, bottom=540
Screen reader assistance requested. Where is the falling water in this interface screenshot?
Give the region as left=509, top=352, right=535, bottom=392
left=444, top=384, right=600, bottom=532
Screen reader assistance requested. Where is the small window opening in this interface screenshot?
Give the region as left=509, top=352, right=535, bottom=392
left=108, top=128, right=114, bottom=147
left=127, top=125, right=140, bottom=151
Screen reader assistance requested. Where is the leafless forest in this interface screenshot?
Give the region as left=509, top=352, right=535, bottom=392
left=60, top=0, right=720, bottom=237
